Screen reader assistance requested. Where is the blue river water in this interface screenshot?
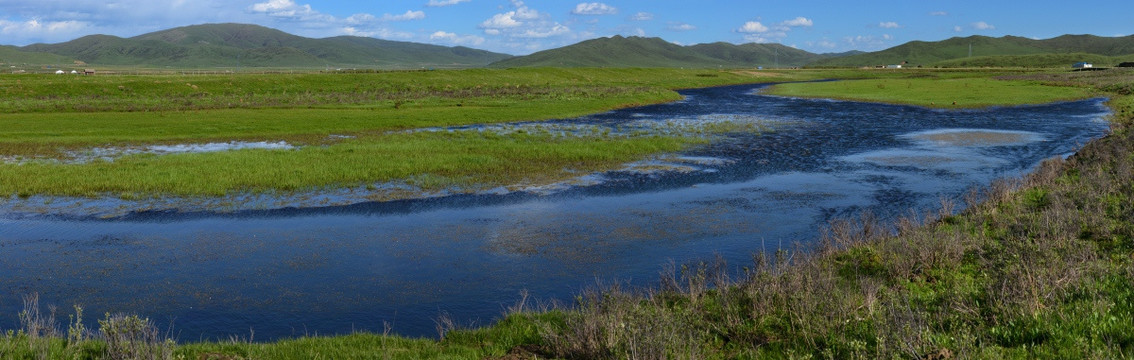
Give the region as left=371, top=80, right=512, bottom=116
left=0, top=83, right=1111, bottom=340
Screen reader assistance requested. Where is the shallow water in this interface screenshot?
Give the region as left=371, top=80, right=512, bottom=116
left=0, top=84, right=1111, bottom=340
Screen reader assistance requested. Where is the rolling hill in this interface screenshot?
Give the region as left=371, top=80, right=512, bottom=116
left=487, top=36, right=849, bottom=68
left=0, top=45, right=74, bottom=66
left=7, top=23, right=1133, bottom=70
left=809, top=34, right=1134, bottom=67
left=18, top=23, right=512, bottom=68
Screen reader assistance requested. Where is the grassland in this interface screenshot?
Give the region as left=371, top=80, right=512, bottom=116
left=0, top=68, right=772, bottom=198
left=766, top=76, right=1095, bottom=108
left=3, top=68, right=1131, bottom=358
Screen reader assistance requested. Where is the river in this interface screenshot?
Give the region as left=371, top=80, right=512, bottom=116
left=0, top=83, right=1111, bottom=340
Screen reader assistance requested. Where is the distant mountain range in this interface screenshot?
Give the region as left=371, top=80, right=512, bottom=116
left=809, top=34, right=1134, bottom=67
left=2, top=23, right=1133, bottom=69
left=487, top=35, right=857, bottom=68
left=10, top=23, right=512, bottom=68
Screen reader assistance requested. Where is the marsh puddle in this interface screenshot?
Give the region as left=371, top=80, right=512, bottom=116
left=0, top=84, right=1111, bottom=340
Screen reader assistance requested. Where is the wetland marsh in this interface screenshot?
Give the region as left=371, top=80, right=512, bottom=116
left=0, top=75, right=1111, bottom=340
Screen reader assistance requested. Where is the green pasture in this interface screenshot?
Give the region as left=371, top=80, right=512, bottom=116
left=0, top=68, right=1104, bottom=199
left=0, top=131, right=700, bottom=198
left=0, top=68, right=770, bottom=198
left=766, top=76, right=1095, bottom=108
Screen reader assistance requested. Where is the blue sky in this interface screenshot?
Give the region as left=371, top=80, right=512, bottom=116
left=0, top=0, right=1130, bottom=55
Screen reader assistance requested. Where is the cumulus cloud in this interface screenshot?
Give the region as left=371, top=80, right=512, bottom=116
left=972, top=21, right=995, bottom=30
left=572, top=2, right=617, bottom=15
left=630, top=12, right=653, bottom=21
left=954, top=25, right=963, bottom=32
left=667, top=22, right=696, bottom=31
left=780, top=17, right=812, bottom=27
left=879, top=21, right=899, bottom=29
left=736, top=17, right=810, bottom=43
left=382, top=10, right=425, bottom=22
left=0, top=18, right=89, bottom=43
left=480, top=1, right=569, bottom=39
left=345, top=13, right=376, bottom=25
left=248, top=0, right=333, bottom=23
left=426, top=0, right=470, bottom=7
left=737, top=21, right=768, bottom=33
left=430, top=30, right=485, bottom=45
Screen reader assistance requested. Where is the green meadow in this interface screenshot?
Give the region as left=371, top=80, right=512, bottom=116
left=0, top=68, right=1110, bottom=199
left=0, top=68, right=768, bottom=198
left=766, top=76, right=1095, bottom=108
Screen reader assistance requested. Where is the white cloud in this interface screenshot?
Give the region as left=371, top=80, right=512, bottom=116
left=954, top=26, right=963, bottom=32
left=345, top=13, right=376, bottom=25
left=430, top=30, right=485, bottom=45
left=737, top=21, right=768, bottom=33
left=780, top=17, right=812, bottom=27
left=572, top=2, right=617, bottom=15
left=879, top=21, right=899, bottom=29
left=737, top=17, right=810, bottom=43
left=248, top=0, right=333, bottom=23
left=479, top=2, right=570, bottom=40
left=426, top=0, right=470, bottom=7
left=667, top=22, right=696, bottom=31
left=0, top=18, right=89, bottom=43
left=630, top=12, right=653, bottom=21
left=930, top=11, right=948, bottom=16
left=250, top=0, right=293, bottom=13
left=482, top=13, right=522, bottom=28
left=519, top=24, right=569, bottom=38
left=382, top=10, right=425, bottom=22
left=972, top=21, right=995, bottom=30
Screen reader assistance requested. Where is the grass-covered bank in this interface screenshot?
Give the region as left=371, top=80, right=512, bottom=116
left=765, top=76, right=1095, bottom=108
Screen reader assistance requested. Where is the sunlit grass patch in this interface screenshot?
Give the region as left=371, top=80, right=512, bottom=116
left=766, top=77, right=1094, bottom=108
left=0, top=129, right=705, bottom=198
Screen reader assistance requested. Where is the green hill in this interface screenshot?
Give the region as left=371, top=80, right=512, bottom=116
left=19, top=23, right=512, bottom=68
left=933, top=52, right=1122, bottom=68
left=0, top=45, right=73, bottom=66
left=810, top=34, right=1134, bottom=68
left=489, top=36, right=839, bottom=68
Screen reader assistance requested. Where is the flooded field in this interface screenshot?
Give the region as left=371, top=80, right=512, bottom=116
left=0, top=84, right=1111, bottom=340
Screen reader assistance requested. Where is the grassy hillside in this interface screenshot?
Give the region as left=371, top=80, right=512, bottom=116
left=19, top=23, right=512, bottom=68
left=489, top=36, right=833, bottom=68
left=933, top=52, right=1121, bottom=68
left=0, top=46, right=73, bottom=66
left=810, top=34, right=1134, bottom=68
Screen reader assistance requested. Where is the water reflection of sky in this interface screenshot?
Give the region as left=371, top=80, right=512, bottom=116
left=0, top=83, right=1112, bottom=340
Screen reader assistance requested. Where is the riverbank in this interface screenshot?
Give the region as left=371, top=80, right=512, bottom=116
left=2, top=69, right=1131, bottom=358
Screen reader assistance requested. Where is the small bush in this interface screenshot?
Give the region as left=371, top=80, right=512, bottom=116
left=98, top=313, right=174, bottom=360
